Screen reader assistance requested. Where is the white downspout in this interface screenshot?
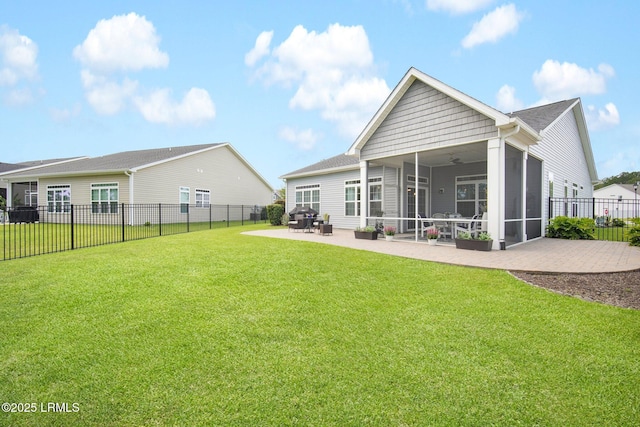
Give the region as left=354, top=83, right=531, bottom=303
left=124, top=171, right=134, bottom=225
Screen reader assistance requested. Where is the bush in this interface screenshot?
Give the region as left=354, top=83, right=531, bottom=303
left=266, top=204, right=284, bottom=226
left=546, top=216, right=596, bottom=240
left=629, top=218, right=640, bottom=246
left=611, top=218, right=626, bottom=227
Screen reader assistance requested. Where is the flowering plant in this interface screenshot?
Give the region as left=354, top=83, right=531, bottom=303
left=383, top=226, right=396, bottom=236
left=425, top=227, right=439, bottom=240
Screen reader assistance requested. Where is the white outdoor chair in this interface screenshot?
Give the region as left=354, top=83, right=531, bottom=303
left=432, top=213, right=452, bottom=240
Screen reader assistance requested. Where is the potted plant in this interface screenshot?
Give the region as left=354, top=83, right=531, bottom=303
left=354, top=226, right=378, bottom=240
left=455, top=231, right=493, bottom=251
left=425, top=226, right=439, bottom=246
left=383, top=226, right=396, bottom=241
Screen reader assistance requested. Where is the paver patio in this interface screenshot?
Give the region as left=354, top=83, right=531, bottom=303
left=245, top=228, right=640, bottom=273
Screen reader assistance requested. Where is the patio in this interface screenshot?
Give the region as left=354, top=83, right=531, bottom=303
left=245, top=227, right=640, bottom=273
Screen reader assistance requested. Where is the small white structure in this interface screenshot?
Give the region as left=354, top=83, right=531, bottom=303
left=593, top=183, right=640, bottom=219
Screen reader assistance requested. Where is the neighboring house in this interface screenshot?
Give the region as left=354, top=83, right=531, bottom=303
left=0, top=143, right=273, bottom=223
left=281, top=67, right=598, bottom=249
left=593, top=184, right=640, bottom=218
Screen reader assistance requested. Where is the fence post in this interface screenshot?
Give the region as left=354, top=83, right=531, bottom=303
left=159, top=203, right=162, bottom=236
left=227, top=205, right=230, bottom=227
left=592, top=197, right=596, bottom=220
left=209, top=204, right=212, bottom=229
left=241, top=205, right=244, bottom=226
left=121, top=203, right=126, bottom=242
left=70, top=204, right=75, bottom=250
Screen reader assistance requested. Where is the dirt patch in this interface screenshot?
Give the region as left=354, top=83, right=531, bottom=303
left=511, top=270, right=640, bottom=310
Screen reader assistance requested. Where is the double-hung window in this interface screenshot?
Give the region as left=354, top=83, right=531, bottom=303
left=180, top=186, right=190, bottom=214
left=195, top=189, right=210, bottom=207
left=47, top=185, right=71, bottom=213
left=369, top=177, right=382, bottom=217
left=344, top=180, right=360, bottom=216
left=91, top=183, right=119, bottom=214
left=295, top=184, right=320, bottom=212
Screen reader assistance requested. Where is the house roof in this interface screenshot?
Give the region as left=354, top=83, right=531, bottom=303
left=280, top=153, right=359, bottom=179
left=347, top=67, right=540, bottom=155
left=0, top=144, right=223, bottom=178
left=508, top=99, right=579, bottom=133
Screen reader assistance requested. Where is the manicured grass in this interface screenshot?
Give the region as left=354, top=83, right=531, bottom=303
left=1, top=224, right=639, bottom=425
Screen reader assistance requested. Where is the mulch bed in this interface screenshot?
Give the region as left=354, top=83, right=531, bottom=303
left=511, top=269, right=640, bottom=310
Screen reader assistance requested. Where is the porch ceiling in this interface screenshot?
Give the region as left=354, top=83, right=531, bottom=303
left=371, top=141, right=487, bottom=168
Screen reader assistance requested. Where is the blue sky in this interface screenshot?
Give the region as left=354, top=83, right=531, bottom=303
left=1, top=1, right=637, bottom=188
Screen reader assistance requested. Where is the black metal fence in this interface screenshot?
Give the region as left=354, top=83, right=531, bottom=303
left=1, top=203, right=267, bottom=261
left=548, top=197, right=639, bottom=242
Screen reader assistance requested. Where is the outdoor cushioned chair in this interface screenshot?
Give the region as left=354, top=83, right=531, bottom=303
left=288, top=214, right=307, bottom=231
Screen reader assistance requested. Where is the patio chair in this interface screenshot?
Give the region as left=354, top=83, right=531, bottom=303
left=417, top=214, right=432, bottom=238
left=454, top=214, right=479, bottom=238
left=432, top=213, right=452, bottom=240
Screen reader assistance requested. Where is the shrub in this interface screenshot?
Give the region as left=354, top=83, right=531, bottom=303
left=611, top=218, right=625, bottom=227
left=546, top=216, right=595, bottom=240
left=266, top=204, right=284, bottom=226
left=629, top=218, right=640, bottom=246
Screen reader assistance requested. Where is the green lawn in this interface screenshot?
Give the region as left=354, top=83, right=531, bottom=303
left=1, top=225, right=638, bottom=426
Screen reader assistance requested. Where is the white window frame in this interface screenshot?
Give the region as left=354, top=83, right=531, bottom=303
left=180, top=186, right=190, bottom=214
left=47, top=184, right=71, bottom=213
left=455, top=174, right=487, bottom=217
left=344, top=179, right=361, bottom=217
left=195, top=188, right=210, bottom=208
left=91, top=182, right=119, bottom=214
left=295, top=184, right=320, bottom=213
left=369, top=177, right=383, bottom=217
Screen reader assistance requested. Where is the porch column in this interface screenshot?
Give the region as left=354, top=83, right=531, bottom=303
left=487, top=137, right=503, bottom=250
left=360, top=160, right=369, bottom=228
left=522, top=151, right=528, bottom=242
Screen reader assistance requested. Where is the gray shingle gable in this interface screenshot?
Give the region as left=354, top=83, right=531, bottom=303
left=280, top=153, right=359, bottom=178
left=508, top=98, right=578, bottom=133
left=3, top=144, right=222, bottom=177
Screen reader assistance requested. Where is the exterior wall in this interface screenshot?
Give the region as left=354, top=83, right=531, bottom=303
left=430, top=161, right=486, bottom=214
left=38, top=174, right=130, bottom=206
left=285, top=165, right=393, bottom=230
left=530, top=108, right=594, bottom=221
left=134, top=145, right=273, bottom=207
left=360, top=80, right=498, bottom=160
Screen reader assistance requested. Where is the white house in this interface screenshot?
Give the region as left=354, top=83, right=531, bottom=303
left=593, top=183, right=640, bottom=219
left=281, top=67, right=598, bottom=249
left=0, top=143, right=274, bottom=223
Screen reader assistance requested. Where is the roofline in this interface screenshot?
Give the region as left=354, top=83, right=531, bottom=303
left=0, top=157, right=88, bottom=178
left=130, top=144, right=223, bottom=172
left=347, top=67, right=536, bottom=155
left=279, top=163, right=360, bottom=180
left=571, top=100, right=598, bottom=182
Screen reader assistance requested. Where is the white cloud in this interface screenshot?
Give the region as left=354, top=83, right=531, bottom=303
left=244, top=31, right=273, bottom=67
left=246, top=23, right=390, bottom=139
left=462, top=4, right=523, bottom=49
left=586, top=103, right=620, bottom=131
left=533, top=60, right=615, bottom=101
left=133, top=87, right=215, bottom=125
left=74, top=13, right=215, bottom=125
left=278, top=126, right=321, bottom=151
left=495, top=84, right=524, bottom=112
left=73, top=13, right=169, bottom=72
left=426, top=0, right=494, bottom=14
left=4, top=88, right=33, bottom=106
left=0, top=26, right=39, bottom=86
left=50, top=104, right=82, bottom=122
left=80, top=70, right=138, bottom=115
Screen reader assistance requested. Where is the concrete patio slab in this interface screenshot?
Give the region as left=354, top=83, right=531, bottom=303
left=244, top=228, right=640, bottom=273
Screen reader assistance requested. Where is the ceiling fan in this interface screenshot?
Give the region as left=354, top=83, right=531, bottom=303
left=448, top=154, right=463, bottom=165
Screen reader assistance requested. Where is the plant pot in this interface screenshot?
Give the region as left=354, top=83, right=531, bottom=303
left=385, top=235, right=394, bottom=241
left=427, top=239, right=437, bottom=246
left=354, top=231, right=378, bottom=240
left=455, top=239, right=493, bottom=251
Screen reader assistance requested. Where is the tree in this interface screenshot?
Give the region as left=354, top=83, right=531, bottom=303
left=594, top=171, right=640, bottom=190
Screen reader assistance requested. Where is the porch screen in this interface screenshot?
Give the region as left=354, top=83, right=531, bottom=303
left=526, top=156, right=542, bottom=240
left=504, top=144, right=522, bottom=246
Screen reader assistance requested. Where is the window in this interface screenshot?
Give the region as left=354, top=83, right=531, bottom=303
left=345, top=180, right=360, bottom=216
left=47, top=185, right=71, bottom=213
left=180, top=186, right=190, bottom=214
left=295, top=184, right=320, bottom=213
left=369, top=177, right=382, bottom=216
left=91, top=183, right=119, bottom=214
left=195, top=189, right=210, bottom=207
left=455, top=175, right=487, bottom=217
